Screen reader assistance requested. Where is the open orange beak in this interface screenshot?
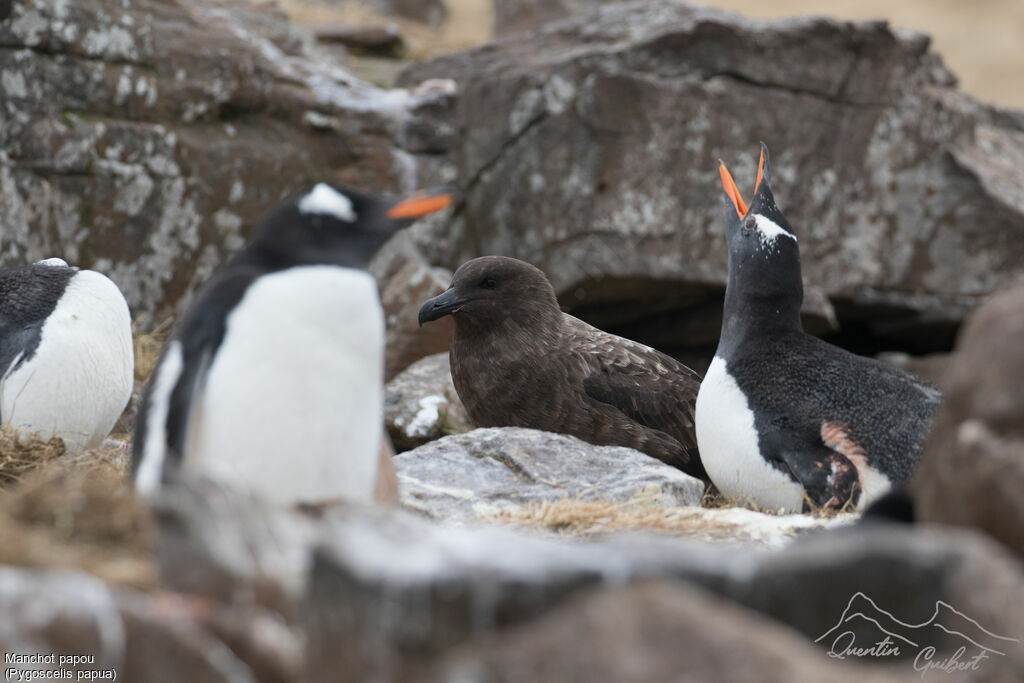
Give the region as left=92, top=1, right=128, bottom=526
left=386, top=191, right=453, bottom=220
left=719, top=146, right=766, bottom=218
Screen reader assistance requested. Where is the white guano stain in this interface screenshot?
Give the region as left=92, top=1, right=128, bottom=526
left=404, top=395, right=446, bottom=438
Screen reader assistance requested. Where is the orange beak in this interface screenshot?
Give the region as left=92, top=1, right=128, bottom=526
left=719, top=146, right=766, bottom=218
left=719, top=161, right=748, bottom=218
left=386, top=192, right=452, bottom=220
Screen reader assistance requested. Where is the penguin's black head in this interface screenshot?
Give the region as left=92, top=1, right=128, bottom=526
left=247, top=183, right=452, bottom=270
left=718, top=143, right=804, bottom=327
left=417, top=256, right=561, bottom=332
left=719, top=143, right=798, bottom=256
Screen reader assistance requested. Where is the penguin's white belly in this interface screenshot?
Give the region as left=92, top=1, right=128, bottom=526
left=185, top=266, right=383, bottom=505
left=1, top=270, right=134, bottom=452
left=695, top=356, right=804, bottom=512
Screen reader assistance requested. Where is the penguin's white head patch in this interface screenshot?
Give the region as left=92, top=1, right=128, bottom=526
left=35, top=257, right=70, bottom=267
left=298, top=183, right=357, bottom=222
left=753, top=214, right=797, bottom=245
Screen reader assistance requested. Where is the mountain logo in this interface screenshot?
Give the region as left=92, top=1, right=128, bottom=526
left=815, top=592, right=1020, bottom=677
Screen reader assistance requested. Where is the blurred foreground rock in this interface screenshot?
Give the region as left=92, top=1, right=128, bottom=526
left=303, top=508, right=1023, bottom=681
left=400, top=0, right=1024, bottom=358
left=912, top=277, right=1024, bottom=558
left=151, top=481, right=317, bottom=616
left=434, top=581, right=901, bottom=683
left=384, top=352, right=471, bottom=450
left=395, top=427, right=705, bottom=521
left=3, top=477, right=1022, bottom=682
left=0, top=567, right=269, bottom=682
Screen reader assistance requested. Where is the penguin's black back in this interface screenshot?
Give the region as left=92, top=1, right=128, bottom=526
left=131, top=263, right=261, bottom=469
left=0, top=264, right=77, bottom=381
left=725, top=328, right=941, bottom=484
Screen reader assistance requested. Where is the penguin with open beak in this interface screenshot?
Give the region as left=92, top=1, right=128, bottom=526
left=132, top=183, right=451, bottom=506
left=695, top=143, right=941, bottom=512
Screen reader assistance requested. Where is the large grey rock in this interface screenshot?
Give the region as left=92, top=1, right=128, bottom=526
left=384, top=351, right=472, bottom=451
left=302, top=505, right=1024, bottom=682
left=395, top=427, right=705, bottom=520
left=912, top=277, right=1024, bottom=558
left=0, top=0, right=451, bottom=326
left=399, top=1, right=1024, bottom=357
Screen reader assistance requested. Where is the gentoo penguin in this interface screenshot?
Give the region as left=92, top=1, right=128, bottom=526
left=0, top=258, right=134, bottom=452
left=132, top=183, right=451, bottom=505
left=418, top=256, right=706, bottom=480
left=695, top=143, right=941, bottom=512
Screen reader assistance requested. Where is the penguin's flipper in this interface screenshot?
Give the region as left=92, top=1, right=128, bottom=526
left=0, top=265, right=76, bottom=387
left=0, top=350, right=25, bottom=423
left=133, top=268, right=257, bottom=492
left=132, top=340, right=203, bottom=492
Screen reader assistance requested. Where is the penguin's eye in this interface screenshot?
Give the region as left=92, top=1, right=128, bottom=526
left=480, top=277, right=498, bottom=290
left=742, top=216, right=757, bottom=233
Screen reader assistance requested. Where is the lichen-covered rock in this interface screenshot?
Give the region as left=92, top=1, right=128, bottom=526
left=911, top=277, right=1024, bottom=558
left=395, top=426, right=705, bottom=521
left=384, top=352, right=471, bottom=451
left=0, top=0, right=451, bottom=326
left=400, top=1, right=1024, bottom=357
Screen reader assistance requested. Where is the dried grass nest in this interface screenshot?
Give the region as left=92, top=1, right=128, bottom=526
left=0, top=427, right=156, bottom=589
left=490, top=485, right=854, bottom=540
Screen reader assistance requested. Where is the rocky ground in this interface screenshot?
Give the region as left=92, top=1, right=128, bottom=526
left=2, top=0, right=1024, bottom=681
